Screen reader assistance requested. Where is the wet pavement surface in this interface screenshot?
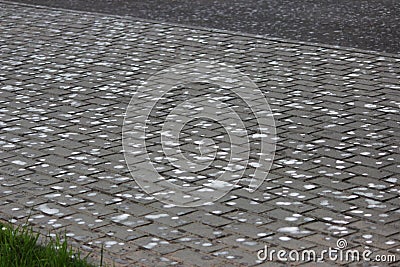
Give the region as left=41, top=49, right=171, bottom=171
left=0, top=1, right=400, bottom=266
left=9, top=0, right=400, bottom=54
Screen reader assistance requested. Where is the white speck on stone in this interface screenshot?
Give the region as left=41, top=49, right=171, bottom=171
left=12, top=160, right=26, bottom=166
left=145, top=214, right=169, bottom=220
left=205, top=180, right=233, bottom=189
left=257, top=233, right=268, bottom=237
left=304, top=184, right=317, bottom=190
left=104, top=241, right=118, bottom=246
left=252, top=133, right=268, bottom=138
left=38, top=204, right=59, bottom=215
left=111, top=214, right=130, bottom=222
left=278, top=227, right=310, bottom=235
left=249, top=162, right=261, bottom=168
left=143, top=242, right=157, bottom=249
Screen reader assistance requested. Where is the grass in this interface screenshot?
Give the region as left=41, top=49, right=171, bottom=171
left=0, top=221, right=103, bottom=267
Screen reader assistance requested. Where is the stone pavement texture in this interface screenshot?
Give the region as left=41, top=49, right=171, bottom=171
left=0, top=1, right=399, bottom=266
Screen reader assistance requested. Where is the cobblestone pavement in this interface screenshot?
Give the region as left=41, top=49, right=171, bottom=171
left=0, top=2, right=399, bottom=266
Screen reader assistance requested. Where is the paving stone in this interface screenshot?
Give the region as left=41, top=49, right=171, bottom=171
left=177, top=234, right=227, bottom=254
left=302, top=220, right=357, bottom=238
left=0, top=164, right=34, bottom=177
left=44, top=192, right=86, bottom=206
left=267, top=197, right=316, bottom=214
left=125, top=249, right=179, bottom=266
left=349, top=186, right=397, bottom=202
left=180, top=222, right=225, bottom=240
left=169, top=248, right=222, bottom=267
left=110, top=198, right=158, bottom=213
left=25, top=173, right=62, bottom=186
left=28, top=212, right=72, bottom=230
left=134, top=236, right=184, bottom=255
left=10, top=181, right=54, bottom=196
left=72, top=201, right=116, bottom=217
left=62, top=212, right=110, bottom=229
left=305, top=208, right=358, bottom=225
left=212, top=247, right=260, bottom=266
left=90, top=237, right=137, bottom=258
left=95, top=224, right=145, bottom=242
left=223, top=222, right=273, bottom=240
left=148, top=202, right=196, bottom=217
left=222, top=210, right=274, bottom=226
left=0, top=202, right=32, bottom=221
left=345, top=207, right=399, bottom=224
left=308, top=197, right=355, bottom=213
left=185, top=211, right=232, bottom=227
left=33, top=202, right=76, bottom=218
left=6, top=192, right=48, bottom=208
left=265, top=208, right=314, bottom=226
left=62, top=224, right=105, bottom=243
left=137, top=222, right=185, bottom=241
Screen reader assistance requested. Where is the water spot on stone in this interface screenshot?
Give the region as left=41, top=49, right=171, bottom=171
left=257, top=233, right=268, bottom=237
left=111, top=214, right=130, bottom=222
left=285, top=217, right=298, bottom=222
left=143, top=242, right=158, bottom=249
left=104, top=241, right=118, bottom=247
left=38, top=204, right=59, bottom=215
left=145, top=214, right=169, bottom=220
left=304, top=184, right=317, bottom=190
left=278, top=227, right=310, bottom=235
left=12, top=160, right=26, bottom=166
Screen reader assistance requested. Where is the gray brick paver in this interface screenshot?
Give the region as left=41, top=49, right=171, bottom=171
left=0, top=1, right=399, bottom=266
